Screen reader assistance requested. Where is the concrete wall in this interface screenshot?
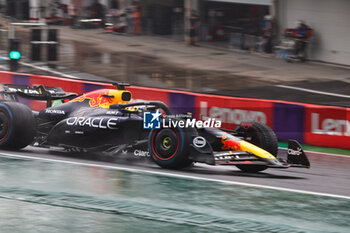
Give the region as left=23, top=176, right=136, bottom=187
left=277, top=0, right=350, bottom=65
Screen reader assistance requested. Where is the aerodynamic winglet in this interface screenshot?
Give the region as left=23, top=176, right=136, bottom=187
left=287, top=140, right=310, bottom=168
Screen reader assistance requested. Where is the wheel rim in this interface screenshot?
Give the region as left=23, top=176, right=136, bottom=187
left=162, top=136, right=172, bottom=150
left=151, top=129, right=180, bottom=161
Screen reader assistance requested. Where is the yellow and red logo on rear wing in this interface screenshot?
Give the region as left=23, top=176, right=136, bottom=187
left=71, top=89, right=131, bottom=108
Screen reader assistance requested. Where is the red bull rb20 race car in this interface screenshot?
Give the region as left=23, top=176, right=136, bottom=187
left=0, top=83, right=310, bottom=173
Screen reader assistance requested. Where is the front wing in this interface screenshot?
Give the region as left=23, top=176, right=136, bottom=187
left=189, top=139, right=310, bottom=169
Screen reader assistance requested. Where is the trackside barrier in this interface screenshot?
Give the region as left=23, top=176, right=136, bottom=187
left=1, top=72, right=12, bottom=83
left=194, top=93, right=274, bottom=130
left=273, top=102, right=305, bottom=143
left=169, top=92, right=195, bottom=116
left=1, top=71, right=349, bottom=149
left=12, top=74, right=31, bottom=107
left=304, top=104, right=350, bottom=149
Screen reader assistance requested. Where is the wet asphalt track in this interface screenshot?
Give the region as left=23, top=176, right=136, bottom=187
left=1, top=146, right=349, bottom=198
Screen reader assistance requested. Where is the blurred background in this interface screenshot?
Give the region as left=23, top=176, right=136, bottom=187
left=0, top=0, right=349, bottom=107
left=1, top=0, right=349, bottom=65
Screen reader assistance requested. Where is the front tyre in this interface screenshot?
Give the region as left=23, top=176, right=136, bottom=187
left=235, top=121, right=278, bottom=173
left=149, top=126, right=197, bottom=169
left=0, top=102, right=36, bottom=149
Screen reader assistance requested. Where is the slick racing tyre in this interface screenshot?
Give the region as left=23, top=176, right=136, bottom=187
left=149, top=125, right=197, bottom=169
left=0, top=102, right=36, bottom=149
left=235, top=121, right=278, bottom=173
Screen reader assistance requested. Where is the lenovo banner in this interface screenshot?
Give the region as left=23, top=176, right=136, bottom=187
left=194, top=94, right=274, bottom=130
left=304, top=105, right=350, bottom=149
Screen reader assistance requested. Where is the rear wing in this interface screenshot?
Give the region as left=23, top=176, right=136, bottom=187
left=0, top=84, right=78, bottom=107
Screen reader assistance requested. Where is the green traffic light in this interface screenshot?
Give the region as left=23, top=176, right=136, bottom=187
left=9, top=51, right=21, bottom=60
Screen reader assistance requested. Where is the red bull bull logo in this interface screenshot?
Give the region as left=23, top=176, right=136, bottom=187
left=221, top=136, right=242, bottom=151
left=89, top=93, right=114, bottom=108
left=71, top=90, right=116, bottom=108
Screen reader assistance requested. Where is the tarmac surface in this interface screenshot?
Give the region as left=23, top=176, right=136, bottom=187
left=0, top=147, right=349, bottom=233
left=0, top=23, right=350, bottom=107
left=1, top=146, right=349, bottom=197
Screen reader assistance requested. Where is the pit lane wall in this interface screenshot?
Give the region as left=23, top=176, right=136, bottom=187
left=1, top=71, right=349, bottom=150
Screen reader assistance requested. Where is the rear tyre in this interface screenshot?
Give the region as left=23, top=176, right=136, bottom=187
left=149, top=125, right=197, bottom=169
left=0, top=102, right=36, bottom=149
left=235, top=121, right=278, bottom=173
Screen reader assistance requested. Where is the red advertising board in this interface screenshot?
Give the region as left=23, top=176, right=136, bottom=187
left=29, top=75, right=84, bottom=111
left=194, top=94, right=274, bottom=130
left=29, top=75, right=84, bottom=94
left=0, top=71, right=13, bottom=83
left=304, top=105, right=350, bottom=149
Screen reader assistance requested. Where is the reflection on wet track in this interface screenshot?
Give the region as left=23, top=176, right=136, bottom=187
left=0, top=153, right=349, bottom=233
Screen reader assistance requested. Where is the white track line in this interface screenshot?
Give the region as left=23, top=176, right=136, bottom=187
left=1, top=151, right=349, bottom=200
left=276, top=85, right=350, bottom=98
left=19, top=62, right=80, bottom=79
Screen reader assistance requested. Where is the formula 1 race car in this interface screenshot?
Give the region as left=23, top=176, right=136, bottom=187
left=0, top=83, right=310, bottom=173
